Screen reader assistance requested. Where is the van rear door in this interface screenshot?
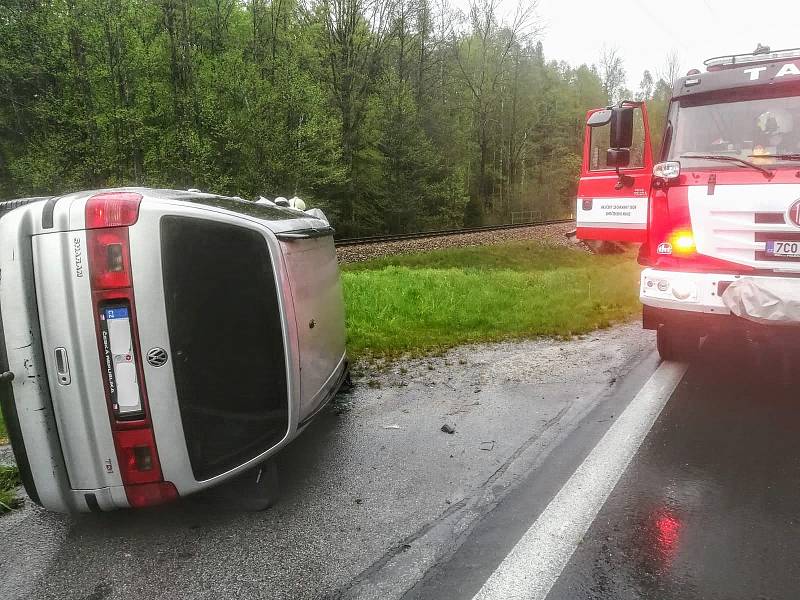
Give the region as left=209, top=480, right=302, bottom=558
left=576, top=102, right=653, bottom=243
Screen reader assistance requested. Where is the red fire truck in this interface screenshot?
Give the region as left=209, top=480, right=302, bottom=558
left=576, top=46, right=800, bottom=360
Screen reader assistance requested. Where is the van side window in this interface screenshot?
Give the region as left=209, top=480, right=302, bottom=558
left=589, top=107, right=646, bottom=171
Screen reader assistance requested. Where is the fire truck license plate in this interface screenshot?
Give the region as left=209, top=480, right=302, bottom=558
left=766, top=241, right=800, bottom=257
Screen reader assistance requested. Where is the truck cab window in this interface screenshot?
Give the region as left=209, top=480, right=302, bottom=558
left=589, top=107, right=647, bottom=171
left=666, top=92, right=800, bottom=168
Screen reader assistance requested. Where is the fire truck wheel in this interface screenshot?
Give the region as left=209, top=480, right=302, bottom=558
left=657, top=326, right=699, bottom=362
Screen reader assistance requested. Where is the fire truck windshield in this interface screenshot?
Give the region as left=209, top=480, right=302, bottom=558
left=666, top=90, right=800, bottom=170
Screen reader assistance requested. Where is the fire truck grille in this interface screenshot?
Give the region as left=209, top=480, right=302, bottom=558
left=754, top=212, right=786, bottom=224
left=690, top=187, right=800, bottom=272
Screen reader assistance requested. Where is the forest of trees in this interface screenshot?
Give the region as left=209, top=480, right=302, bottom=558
left=0, top=0, right=678, bottom=236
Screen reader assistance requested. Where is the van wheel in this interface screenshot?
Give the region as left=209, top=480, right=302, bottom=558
left=657, top=326, right=699, bottom=362
left=198, top=458, right=279, bottom=512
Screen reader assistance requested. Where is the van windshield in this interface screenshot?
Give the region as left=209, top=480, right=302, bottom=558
left=666, top=89, right=800, bottom=169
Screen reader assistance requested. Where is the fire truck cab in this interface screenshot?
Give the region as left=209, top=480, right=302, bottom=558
left=577, top=47, right=800, bottom=360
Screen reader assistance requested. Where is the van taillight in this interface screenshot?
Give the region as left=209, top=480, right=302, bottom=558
left=88, top=228, right=132, bottom=289
left=85, top=192, right=142, bottom=229
left=115, top=428, right=162, bottom=485
left=125, top=482, right=179, bottom=509
left=87, top=193, right=176, bottom=508
left=114, top=426, right=177, bottom=510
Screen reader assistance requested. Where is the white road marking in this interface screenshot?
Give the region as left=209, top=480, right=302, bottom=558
left=472, top=360, right=689, bottom=600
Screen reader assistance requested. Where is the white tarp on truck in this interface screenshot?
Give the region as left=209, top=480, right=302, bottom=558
left=722, top=278, right=800, bottom=325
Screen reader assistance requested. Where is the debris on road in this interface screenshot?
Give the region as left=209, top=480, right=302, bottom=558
left=441, top=423, right=456, bottom=434
left=446, top=401, right=480, bottom=416
left=332, top=394, right=354, bottom=415
left=480, top=441, right=495, bottom=451
left=384, top=424, right=401, bottom=430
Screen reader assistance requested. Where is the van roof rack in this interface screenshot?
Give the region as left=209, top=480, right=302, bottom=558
left=704, top=46, right=800, bottom=70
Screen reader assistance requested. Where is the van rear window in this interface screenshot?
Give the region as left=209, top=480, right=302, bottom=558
left=161, top=216, right=289, bottom=481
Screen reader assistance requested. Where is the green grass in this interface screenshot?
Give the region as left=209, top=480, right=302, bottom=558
left=0, top=465, right=20, bottom=513
left=0, top=411, right=17, bottom=513
left=342, top=241, right=641, bottom=358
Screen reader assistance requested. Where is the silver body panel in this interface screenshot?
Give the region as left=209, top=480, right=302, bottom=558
left=33, top=232, right=124, bottom=495
left=0, top=203, right=98, bottom=511
left=279, top=236, right=347, bottom=419
left=0, top=189, right=347, bottom=512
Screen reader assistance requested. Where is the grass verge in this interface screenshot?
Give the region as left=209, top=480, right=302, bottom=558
left=342, top=241, right=641, bottom=358
left=0, top=465, right=21, bottom=513
left=0, top=411, right=7, bottom=445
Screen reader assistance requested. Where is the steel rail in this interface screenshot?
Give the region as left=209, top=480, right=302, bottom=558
left=335, top=219, right=574, bottom=246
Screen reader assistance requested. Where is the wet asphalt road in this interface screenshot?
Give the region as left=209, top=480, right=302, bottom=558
left=0, top=325, right=654, bottom=600
left=410, top=335, right=800, bottom=600
left=4, top=326, right=800, bottom=599
left=547, top=337, right=800, bottom=600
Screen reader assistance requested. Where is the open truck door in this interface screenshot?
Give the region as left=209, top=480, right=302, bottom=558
left=576, top=102, right=653, bottom=243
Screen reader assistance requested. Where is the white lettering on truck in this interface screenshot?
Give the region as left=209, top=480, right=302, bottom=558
left=776, top=63, right=800, bottom=78
left=744, top=66, right=767, bottom=80
left=743, top=63, right=800, bottom=81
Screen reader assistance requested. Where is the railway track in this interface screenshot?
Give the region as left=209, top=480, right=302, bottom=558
left=335, top=218, right=574, bottom=246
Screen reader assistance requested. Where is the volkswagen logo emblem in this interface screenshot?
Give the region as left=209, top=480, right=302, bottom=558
left=146, top=347, right=168, bottom=368
left=789, top=199, right=800, bottom=228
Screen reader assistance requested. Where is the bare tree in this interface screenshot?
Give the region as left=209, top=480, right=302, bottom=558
left=162, top=0, right=197, bottom=185
left=453, top=0, right=539, bottom=213
left=657, top=51, right=681, bottom=86
left=637, top=69, right=654, bottom=101
left=427, top=0, right=456, bottom=107
left=310, top=0, right=396, bottom=223
left=248, top=0, right=289, bottom=77
left=208, top=0, right=237, bottom=53
left=599, top=45, right=626, bottom=104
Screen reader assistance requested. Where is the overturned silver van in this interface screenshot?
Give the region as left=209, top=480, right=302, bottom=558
left=0, top=189, right=348, bottom=512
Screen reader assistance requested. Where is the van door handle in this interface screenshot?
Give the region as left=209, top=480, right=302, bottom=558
left=55, top=347, right=71, bottom=386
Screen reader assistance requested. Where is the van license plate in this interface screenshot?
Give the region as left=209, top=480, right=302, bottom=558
left=766, top=241, right=800, bottom=257
left=99, top=304, right=142, bottom=417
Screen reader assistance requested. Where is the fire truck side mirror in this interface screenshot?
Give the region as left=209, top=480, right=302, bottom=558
left=587, top=109, right=612, bottom=127
left=606, top=148, right=631, bottom=168
left=609, top=106, right=634, bottom=150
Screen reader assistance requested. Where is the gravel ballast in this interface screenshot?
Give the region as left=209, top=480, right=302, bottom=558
left=336, top=222, right=579, bottom=263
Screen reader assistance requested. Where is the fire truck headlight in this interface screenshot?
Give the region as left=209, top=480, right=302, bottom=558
left=654, top=161, right=681, bottom=180
left=671, top=280, right=697, bottom=301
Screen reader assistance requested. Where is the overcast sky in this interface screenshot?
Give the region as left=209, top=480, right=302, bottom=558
left=464, top=0, right=800, bottom=92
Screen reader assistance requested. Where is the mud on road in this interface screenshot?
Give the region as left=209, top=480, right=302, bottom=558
left=0, top=323, right=653, bottom=600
